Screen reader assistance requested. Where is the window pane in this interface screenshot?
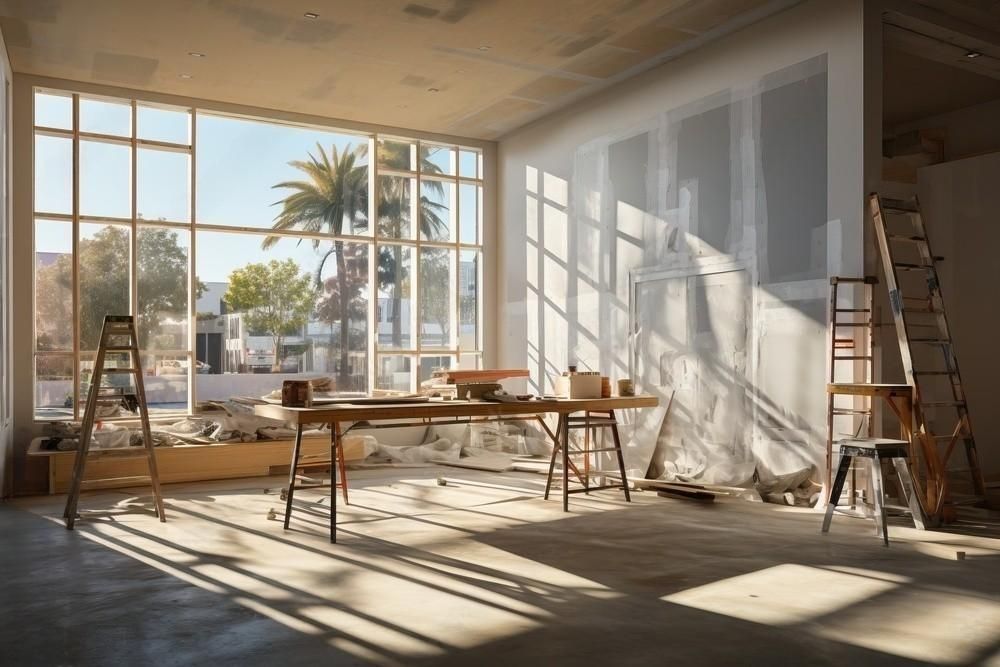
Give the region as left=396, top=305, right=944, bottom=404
left=195, top=231, right=366, bottom=401
left=378, top=139, right=414, bottom=171
left=145, top=352, right=190, bottom=414
left=459, top=183, right=478, bottom=244
left=138, top=105, right=190, bottom=144
left=138, top=148, right=190, bottom=222
left=377, top=244, right=412, bottom=350
left=420, top=179, right=453, bottom=242
left=34, top=134, right=72, bottom=214
left=34, top=92, right=72, bottom=130
left=35, top=355, right=74, bottom=420
left=458, top=150, right=478, bottom=179
left=313, top=242, right=369, bottom=392
left=80, top=140, right=131, bottom=219
left=377, top=175, right=413, bottom=239
left=137, top=227, right=189, bottom=351
left=419, top=355, right=453, bottom=383
left=420, top=143, right=455, bottom=176
left=419, top=247, right=454, bottom=348
left=197, top=113, right=368, bottom=232
left=377, top=355, right=411, bottom=392
left=35, top=219, right=74, bottom=351
left=459, top=250, right=479, bottom=350
left=79, top=223, right=130, bottom=351
left=80, top=97, right=131, bottom=136
left=459, top=352, right=481, bottom=370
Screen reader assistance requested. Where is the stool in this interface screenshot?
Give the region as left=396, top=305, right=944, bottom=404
left=822, top=437, right=925, bottom=546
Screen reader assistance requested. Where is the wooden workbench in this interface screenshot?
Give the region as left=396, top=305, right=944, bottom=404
left=255, top=395, right=659, bottom=543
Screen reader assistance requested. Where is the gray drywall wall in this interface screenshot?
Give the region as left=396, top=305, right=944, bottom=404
left=499, top=0, right=866, bottom=487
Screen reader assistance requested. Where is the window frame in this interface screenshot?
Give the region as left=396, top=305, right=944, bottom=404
left=31, top=87, right=485, bottom=420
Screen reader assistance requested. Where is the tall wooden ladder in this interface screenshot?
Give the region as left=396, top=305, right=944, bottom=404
left=825, top=276, right=877, bottom=494
left=63, top=315, right=166, bottom=529
left=868, top=193, right=987, bottom=515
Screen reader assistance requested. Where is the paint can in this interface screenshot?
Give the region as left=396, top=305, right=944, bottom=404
left=617, top=378, right=635, bottom=397
left=281, top=380, right=313, bottom=407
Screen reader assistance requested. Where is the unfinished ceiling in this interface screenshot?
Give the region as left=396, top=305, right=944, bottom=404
left=0, top=0, right=801, bottom=140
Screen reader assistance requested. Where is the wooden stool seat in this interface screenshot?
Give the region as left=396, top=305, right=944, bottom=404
left=822, top=437, right=925, bottom=546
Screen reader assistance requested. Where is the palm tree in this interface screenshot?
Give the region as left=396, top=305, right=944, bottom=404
left=268, top=143, right=367, bottom=389
left=270, top=141, right=451, bottom=389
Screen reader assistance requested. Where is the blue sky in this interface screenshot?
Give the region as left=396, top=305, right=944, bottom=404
left=34, top=92, right=480, bottom=285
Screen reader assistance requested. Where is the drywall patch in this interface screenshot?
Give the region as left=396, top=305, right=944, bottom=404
left=91, top=52, right=158, bottom=86
left=449, top=97, right=544, bottom=135
left=511, top=76, right=587, bottom=102
left=0, top=16, right=31, bottom=48
left=558, top=30, right=614, bottom=58
left=403, top=4, right=440, bottom=19
left=400, top=74, right=435, bottom=88
left=286, top=18, right=346, bottom=45
left=563, top=45, right=649, bottom=79
left=1, top=0, right=59, bottom=23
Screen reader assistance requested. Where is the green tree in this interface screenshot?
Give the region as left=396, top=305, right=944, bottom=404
left=35, top=226, right=198, bottom=352
left=224, top=259, right=316, bottom=372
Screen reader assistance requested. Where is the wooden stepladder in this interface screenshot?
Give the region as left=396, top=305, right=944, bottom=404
left=868, top=194, right=987, bottom=517
left=64, top=315, right=165, bottom=529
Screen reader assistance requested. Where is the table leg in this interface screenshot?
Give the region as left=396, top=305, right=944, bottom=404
left=331, top=421, right=339, bottom=544
left=561, top=413, right=570, bottom=512
left=543, top=415, right=561, bottom=501
left=283, top=424, right=303, bottom=530
left=609, top=411, right=631, bottom=503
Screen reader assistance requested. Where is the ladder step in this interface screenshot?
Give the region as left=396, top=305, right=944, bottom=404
left=566, top=447, right=621, bottom=454
left=888, top=234, right=927, bottom=243
left=912, top=371, right=953, bottom=376
left=831, top=408, right=873, bottom=415
left=894, top=263, right=933, bottom=271
left=102, top=368, right=139, bottom=373
left=882, top=198, right=919, bottom=213
left=834, top=355, right=873, bottom=360
left=903, top=306, right=941, bottom=314
left=910, top=338, right=950, bottom=344
left=921, top=401, right=966, bottom=407
left=834, top=309, right=871, bottom=313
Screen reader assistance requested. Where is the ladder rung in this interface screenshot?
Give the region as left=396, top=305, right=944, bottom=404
left=834, top=355, right=873, bottom=360
left=921, top=401, right=966, bottom=407
left=888, top=234, right=927, bottom=243
left=831, top=408, right=873, bottom=415
left=903, top=306, right=941, bottom=314
left=102, top=368, right=138, bottom=373
left=912, top=371, right=953, bottom=376
left=833, top=323, right=870, bottom=328
left=894, top=263, right=933, bottom=271
left=882, top=199, right=919, bottom=213
left=910, top=338, right=950, bottom=344
left=566, top=447, right=620, bottom=454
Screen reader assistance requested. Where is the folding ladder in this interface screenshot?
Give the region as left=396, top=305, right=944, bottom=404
left=868, top=193, right=986, bottom=515
left=63, top=315, right=165, bottom=528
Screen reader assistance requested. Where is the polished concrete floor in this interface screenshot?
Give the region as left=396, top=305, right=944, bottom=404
left=2, top=468, right=999, bottom=666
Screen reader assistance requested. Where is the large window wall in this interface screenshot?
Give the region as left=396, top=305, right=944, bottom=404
left=32, top=88, right=484, bottom=419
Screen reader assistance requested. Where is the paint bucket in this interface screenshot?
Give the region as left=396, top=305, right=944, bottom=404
left=281, top=380, right=313, bottom=407
left=617, top=378, right=635, bottom=397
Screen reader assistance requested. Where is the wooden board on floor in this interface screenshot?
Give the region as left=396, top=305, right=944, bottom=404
left=30, top=436, right=367, bottom=494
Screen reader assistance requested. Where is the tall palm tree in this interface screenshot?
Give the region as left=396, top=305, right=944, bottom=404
left=270, top=141, right=451, bottom=389
left=268, top=143, right=367, bottom=389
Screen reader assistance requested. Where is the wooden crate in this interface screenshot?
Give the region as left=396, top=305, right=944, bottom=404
left=30, top=436, right=367, bottom=494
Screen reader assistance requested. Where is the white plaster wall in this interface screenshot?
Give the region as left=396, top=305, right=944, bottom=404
left=497, top=0, right=866, bottom=485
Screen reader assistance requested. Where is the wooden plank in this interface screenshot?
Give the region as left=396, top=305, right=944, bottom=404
left=46, top=436, right=368, bottom=494
left=254, top=395, right=658, bottom=424
left=657, top=488, right=715, bottom=503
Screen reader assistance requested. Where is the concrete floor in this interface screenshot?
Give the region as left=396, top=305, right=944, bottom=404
left=2, top=468, right=999, bottom=666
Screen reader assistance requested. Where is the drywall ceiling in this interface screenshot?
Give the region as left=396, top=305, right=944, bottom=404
left=0, top=0, right=801, bottom=140
left=883, top=46, right=1000, bottom=126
